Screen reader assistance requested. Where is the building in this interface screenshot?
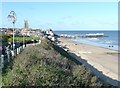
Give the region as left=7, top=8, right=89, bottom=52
left=24, top=20, right=28, bottom=30
left=6, top=28, right=13, bottom=35
left=21, top=20, right=30, bottom=36
left=0, top=28, right=13, bottom=35
left=45, top=29, right=54, bottom=36
left=0, top=28, right=6, bottom=34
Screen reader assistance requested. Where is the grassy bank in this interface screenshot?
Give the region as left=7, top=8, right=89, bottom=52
left=2, top=38, right=115, bottom=87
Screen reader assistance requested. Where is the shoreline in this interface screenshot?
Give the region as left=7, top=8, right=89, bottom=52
left=70, top=39, right=119, bottom=51
left=58, top=37, right=119, bottom=85
left=61, top=37, right=119, bottom=54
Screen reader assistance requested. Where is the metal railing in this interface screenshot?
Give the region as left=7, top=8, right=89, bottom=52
left=0, top=44, right=26, bottom=69
left=0, top=40, right=41, bottom=69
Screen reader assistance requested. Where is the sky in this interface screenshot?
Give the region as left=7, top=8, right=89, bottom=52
left=1, top=0, right=119, bottom=2
left=1, top=2, right=118, bottom=31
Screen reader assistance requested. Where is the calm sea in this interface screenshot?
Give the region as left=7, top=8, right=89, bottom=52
left=54, top=30, right=119, bottom=51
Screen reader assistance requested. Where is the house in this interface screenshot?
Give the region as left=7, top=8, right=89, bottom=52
left=7, top=28, right=13, bottom=35
left=45, top=29, right=54, bottom=36
left=0, top=28, right=6, bottom=34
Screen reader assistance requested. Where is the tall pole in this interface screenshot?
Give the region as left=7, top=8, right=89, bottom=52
left=23, top=30, right=24, bottom=47
left=13, top=23, right=15, bottom=51
left=7, top=11, right=17, bottom=53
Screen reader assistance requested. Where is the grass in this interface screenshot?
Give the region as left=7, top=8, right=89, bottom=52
left=1, top=34, right=40, bottom=47
left=2, top=37, right=115, bottom=87
left=14, top=35, right=40, bottom=42
left=1, top=34, right=40, bottom=43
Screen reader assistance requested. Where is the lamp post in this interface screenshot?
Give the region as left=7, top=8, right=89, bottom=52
left=7, top=11, right=17, bottom=52
left=23, top=29, right=25, bottom=48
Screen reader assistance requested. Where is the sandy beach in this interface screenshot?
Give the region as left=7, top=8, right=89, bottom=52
left=59, top=37, right=119, bottom=86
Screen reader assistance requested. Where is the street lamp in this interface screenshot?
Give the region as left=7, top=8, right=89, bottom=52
left=23, top=28, right=25, bottom=48
left=7, top=11, right=17, bottom=52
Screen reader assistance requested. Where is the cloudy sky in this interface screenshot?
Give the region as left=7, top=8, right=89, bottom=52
left=1, top=2, right=118, bottom=30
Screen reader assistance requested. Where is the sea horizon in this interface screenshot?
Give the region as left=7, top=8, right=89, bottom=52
left=54, top=30, right=119, bottom=51
left=54, top=29, right=118, bottom=31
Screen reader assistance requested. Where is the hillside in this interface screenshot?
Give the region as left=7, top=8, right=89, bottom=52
left=2, top=38, right=115, bottom=87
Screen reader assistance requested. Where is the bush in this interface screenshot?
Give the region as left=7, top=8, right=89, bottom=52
left=2, top=38, right=114, bottom=87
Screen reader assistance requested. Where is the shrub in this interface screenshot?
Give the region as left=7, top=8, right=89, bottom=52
left=2, top=38, right=114, bottom=88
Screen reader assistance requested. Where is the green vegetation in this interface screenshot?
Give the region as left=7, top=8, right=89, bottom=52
left=1, top=34, right=40, bottom=45
left=14, top=35, right=39, bottom=42
left=1, top=34, right=12, bottom=42
left=2, top=38, right=114, bottom=87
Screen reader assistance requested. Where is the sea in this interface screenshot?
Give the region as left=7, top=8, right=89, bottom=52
left=54, top=30, right=119, bottom=51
